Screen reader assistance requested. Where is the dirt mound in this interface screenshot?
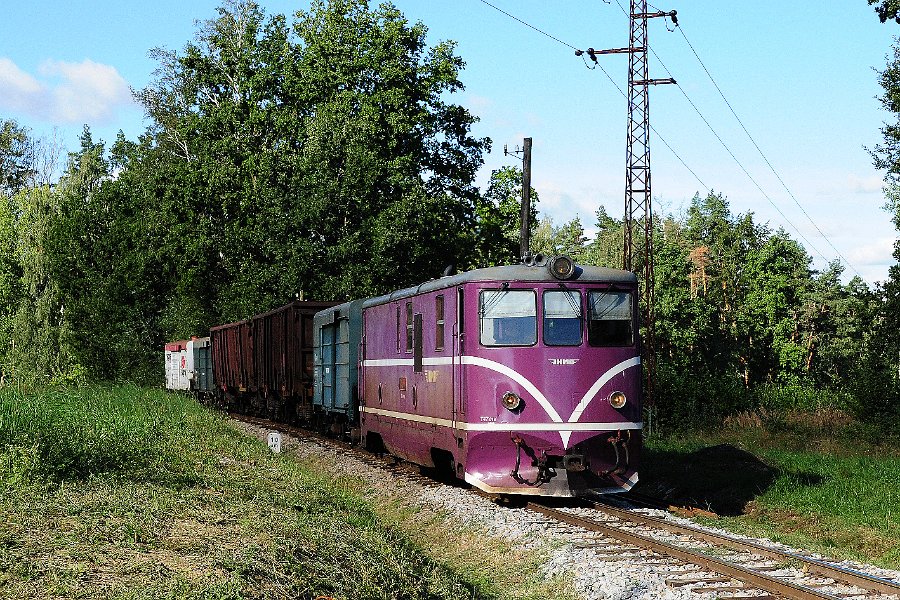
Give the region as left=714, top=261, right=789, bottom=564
left=634, top=444, right=777, bottom=516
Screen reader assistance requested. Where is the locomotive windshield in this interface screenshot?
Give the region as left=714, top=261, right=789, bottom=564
left=588, top=291, right=633, bottom=346
left=478, top=288, right=633, bottom=347
left=543, top=290, right=582, bottom=346
left=479, top=290, right=537, bottom=346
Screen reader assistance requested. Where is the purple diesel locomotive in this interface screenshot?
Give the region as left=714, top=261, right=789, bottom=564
left=313, top=256, right=642, bottom=497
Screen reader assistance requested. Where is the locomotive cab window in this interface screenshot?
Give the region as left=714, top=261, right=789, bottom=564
left=479, top=290, right=537, bottom=346
left=588, top=291, right=633, bottom=346
left=544, top=290, right=582, bottom=346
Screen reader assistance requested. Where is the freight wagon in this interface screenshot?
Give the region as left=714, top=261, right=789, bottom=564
left=209, top=300, right=335, bottom=421
left=164, top=337, right=212, bottom=394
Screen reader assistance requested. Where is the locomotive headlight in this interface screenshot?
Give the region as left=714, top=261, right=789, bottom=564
left=501, top=391, right=522, bottom=412
left=549, top=255, right=576, bottom=280
left=608, top=391, right=627, bottom=409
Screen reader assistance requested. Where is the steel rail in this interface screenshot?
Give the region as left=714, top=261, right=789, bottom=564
left=591, top=500, right=900, bottom=597
left=230, top=414, right=899, bottom=599
left=528, top=503, right=843, bottom=600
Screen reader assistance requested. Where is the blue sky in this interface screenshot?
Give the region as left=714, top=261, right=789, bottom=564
left=1, top=1, right=897, bottom=283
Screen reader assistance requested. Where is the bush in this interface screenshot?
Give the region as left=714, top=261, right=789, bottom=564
left=752, top=383, right=851, bottom=413
left=655, top=363, right=748, bottom=430
left=846, top=360, right=900, bottom=434
left=655, top=364, right=856, bottom=433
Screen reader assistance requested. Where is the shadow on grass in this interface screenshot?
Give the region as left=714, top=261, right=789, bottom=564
left=633, top=444, right=795, bottom=516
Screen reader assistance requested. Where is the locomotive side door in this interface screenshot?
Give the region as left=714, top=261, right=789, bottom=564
left=453, top=286, right=466, bottom=427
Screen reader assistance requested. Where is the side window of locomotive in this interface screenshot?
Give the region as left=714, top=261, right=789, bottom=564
left=406, top=301, right=414, bottom=353
left=396, top=305, right=401, bottom=353
left=543, top=290, right=582, bottom=346
left=588, top=291, right=633, bottom=346
left=479, top=290, right=537, bottom=347
left=435, top=295, right=445, bottom=351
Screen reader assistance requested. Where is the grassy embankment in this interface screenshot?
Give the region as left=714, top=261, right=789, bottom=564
left=4, top=383, right=897, bottom=598
left=0, top=385, right=576, bottom=600
left=642, top=399, right=900, bottom=569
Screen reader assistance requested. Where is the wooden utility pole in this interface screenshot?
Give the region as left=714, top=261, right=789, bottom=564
left=519, top=137, right=533, bottom=260
left=506, top=137, right=534, bottom=260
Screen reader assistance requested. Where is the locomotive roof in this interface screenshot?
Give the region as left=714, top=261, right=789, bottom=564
left=361, top=263, right=636, bottom=309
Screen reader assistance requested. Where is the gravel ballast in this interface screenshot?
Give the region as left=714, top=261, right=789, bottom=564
left=234, top=421, right=900, bottom=600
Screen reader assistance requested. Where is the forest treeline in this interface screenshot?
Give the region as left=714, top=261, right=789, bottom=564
left=1, top=0, right=899, bottom=430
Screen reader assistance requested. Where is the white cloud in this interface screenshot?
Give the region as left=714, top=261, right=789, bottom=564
left=847, top=173, right=884, bottom=195
left=0, top=57, right=45, bottom=113
left=847, top=236, right=896, bottom=266
left=0, top=57, right=134, bottom=125
left=857, top=264, right=891, bottom=285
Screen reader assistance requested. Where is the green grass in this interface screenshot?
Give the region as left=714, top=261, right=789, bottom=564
left=641, top=409, right=900, bottom=568
left=0, top=385, right=575, bottom=600
left=23, top=384, right=895, bottom=593
left=0, top=385, right=198, bottom=486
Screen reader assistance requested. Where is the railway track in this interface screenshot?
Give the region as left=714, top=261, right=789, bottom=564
left=230, top=414, right=900, bottom=600
left=529, top=501, right=900, bottom=599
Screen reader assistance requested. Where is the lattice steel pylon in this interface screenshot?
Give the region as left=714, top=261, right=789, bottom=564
left=595, top=2, right=676, bottom=412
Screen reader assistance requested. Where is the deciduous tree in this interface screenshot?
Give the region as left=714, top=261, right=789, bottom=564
left=9, top=182, right=81, bottom=385
left=0, top=119, right=34, bottom=198
left=869, top=0, right=900, bottom=23
left=135, top=0, right=489, bottom=322
left=474, top=165, right=539, bottom=266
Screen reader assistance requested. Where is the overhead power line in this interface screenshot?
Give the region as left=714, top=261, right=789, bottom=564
left=675, top=23, right=863, bottom=278
left=475, top=0, right=579, bottom=51
left=606, top=0, right=861, bottom=277
left=658, top=60, right=830, bottom=262
left=473, top=0, right=710, bottom=194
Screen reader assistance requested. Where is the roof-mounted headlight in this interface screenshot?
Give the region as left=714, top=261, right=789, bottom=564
left=523, top=253, right=546, bottom=267
left=549, top=255, right=576, bottom=280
